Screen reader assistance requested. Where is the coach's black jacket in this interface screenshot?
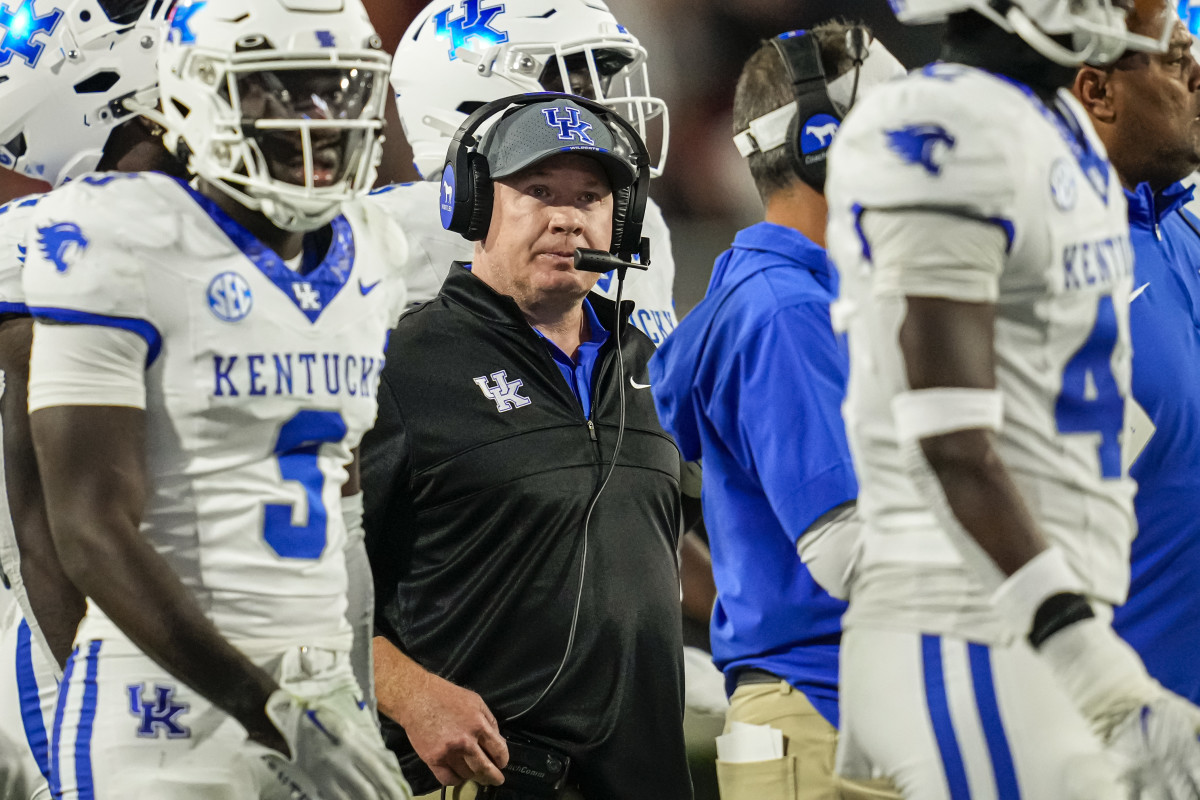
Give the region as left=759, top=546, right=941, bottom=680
left=361, top=264, right=691, bottom=799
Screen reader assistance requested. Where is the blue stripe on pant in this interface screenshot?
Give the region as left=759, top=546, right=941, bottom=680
left=16, top=618, right=51, bottom=780
left=74, top=640, right=102, bottom=800
left=49, top=645, right=78, bottom=798
left=968, top=643, right=1021, bottom=799
left=49, top=640, right=102, bottom=799
left=921, top=634, right=972, bottom=800
left=921, top=635, right=1024, bottom=800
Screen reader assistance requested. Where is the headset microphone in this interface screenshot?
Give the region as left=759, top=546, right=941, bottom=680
left=573, top=246, right=649, bottom=275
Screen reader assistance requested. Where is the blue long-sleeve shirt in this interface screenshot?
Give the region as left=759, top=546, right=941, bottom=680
left=649, top=222, right=854, bottom=727
left=1113, top=181, right=1200, bottom=702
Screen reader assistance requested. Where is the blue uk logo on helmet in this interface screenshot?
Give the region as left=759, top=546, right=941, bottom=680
left=434, top=0, right=509, bottom=61
left=167, top=0, right=206, bottom=45
left=0, top=0, right=64, bottom=69
left=885, top=124, right=956, bottom=176
left=801, top=113, right=840, bottom=155
left=440, top=164, right=456, bottom=230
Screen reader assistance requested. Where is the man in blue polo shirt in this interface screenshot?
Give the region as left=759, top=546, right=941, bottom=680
left=1073, top=4, right=1200, bottom=703
left=650, top=23, right=902, bottom=800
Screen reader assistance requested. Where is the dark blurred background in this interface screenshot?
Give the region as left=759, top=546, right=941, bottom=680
left=0, top=0, right=944, bottom=314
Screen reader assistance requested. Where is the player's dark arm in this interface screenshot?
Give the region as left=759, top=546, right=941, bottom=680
left=29, top=403, right=287, bottom=752
left=0, top=316, right=84, bottom=668
left=679, top=529, right=716, bottom=628
left=899, top=296, right=1046, bottom=576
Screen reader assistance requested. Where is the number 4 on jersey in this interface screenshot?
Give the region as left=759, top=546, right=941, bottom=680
left=1055, top=295, right=1123, bottom=479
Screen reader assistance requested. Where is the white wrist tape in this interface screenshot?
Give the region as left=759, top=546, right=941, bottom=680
left=892, top=387, right=1003, bottom=443
left=991, top=547, right=1086, bottom=636
left=341, top=491, right=364, bottom=547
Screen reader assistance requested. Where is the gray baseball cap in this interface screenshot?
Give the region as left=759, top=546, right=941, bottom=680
left=478, top=98, right=638, bottom=190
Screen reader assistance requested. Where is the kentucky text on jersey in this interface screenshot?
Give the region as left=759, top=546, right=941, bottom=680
left=211, top=351, right=385, bottom=398
left=1062, top=235, right=1134, bottom=291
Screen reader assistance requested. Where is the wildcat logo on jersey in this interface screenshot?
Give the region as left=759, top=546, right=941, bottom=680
left=885, top=125, right=956, bottom=176
left=207, top=271, right=254, bottom=322
left=474, top=369, right=530, bottom=412
left=127, top=683, right=190, bottom=739
left=0, top=0, right=63, bottom=68
left=543, top=107, right=594, bottom=145
left=434, top=0, right=508, bottom=61
left=36, top=222, right=87, bottom=272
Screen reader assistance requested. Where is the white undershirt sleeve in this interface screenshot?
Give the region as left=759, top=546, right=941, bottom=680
left=861, top=209, right=1009, bottom=304
left=28, top=322, right=148, bottom=412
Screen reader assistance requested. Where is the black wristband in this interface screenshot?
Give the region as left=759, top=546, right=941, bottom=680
left=1028, top=592, right=1095, bottom=650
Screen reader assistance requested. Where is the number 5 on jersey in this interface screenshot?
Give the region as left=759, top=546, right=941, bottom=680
left=264, top=410, right=347, bottom=559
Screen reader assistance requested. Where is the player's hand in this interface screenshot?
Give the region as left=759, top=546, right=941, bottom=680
left=259, top=688, right=413, bottom=800
left=1038, top=616, right=1200, bottom=798
left=1109, top=691, right=1200, bottom=800
left=401, top=670, right=509, bottom=787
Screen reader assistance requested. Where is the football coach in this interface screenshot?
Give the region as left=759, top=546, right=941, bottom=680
left=361, top=94, right=692, bottom=800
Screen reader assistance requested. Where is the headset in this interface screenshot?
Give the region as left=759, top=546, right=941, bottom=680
left=440, top=91, right=651, bottom=262
left=768, top=27, right=870, bottom=191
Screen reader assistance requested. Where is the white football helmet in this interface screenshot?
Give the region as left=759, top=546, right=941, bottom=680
left=154, top=0, right=391, bottom=231
left=391, top=0, right=668, bottom=180
left=0, top=0, right=170, bottom=187
left=890, top=0, right=1172, bottom=66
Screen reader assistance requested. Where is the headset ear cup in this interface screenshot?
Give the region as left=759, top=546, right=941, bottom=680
left=610, top=185, right=630, bottom=257
left=463, top=155, right=493, bottom=241
left=787, top=110, right=813, bottom=188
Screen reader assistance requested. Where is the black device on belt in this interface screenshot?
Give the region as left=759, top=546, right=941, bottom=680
left=475, top=735, right=573, bottom=799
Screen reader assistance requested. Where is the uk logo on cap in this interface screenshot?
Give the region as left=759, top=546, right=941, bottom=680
left=543, top=107, right=595, bottom=145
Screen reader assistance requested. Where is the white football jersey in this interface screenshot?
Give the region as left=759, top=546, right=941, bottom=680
left=0, top=193, right=46, bottom=314
left=364, top=180, right=679, bottom=345
left=22, top=172, right=408, bottom=654
left=826, top=65, right=1136, bottom=641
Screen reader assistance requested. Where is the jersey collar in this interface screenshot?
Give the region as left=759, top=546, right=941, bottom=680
left=176, top=179, right=356, bottom=324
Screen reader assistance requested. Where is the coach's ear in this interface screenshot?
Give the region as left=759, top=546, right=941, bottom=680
left=1074, top=66, right=1116, bottom=126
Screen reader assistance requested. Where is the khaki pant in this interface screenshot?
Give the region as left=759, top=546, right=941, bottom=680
left=716, top=679, right=897, bottom=800
left=416, top=783, right=586, bottom=799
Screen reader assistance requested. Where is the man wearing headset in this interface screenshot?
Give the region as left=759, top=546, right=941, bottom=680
left=1071, top=0, right=1200, bottom=709
left=650, top=22, right=903, bottom=800
left=361, top=96, right=690, bottom=799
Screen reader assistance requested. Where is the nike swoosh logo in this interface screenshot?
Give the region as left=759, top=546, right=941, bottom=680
left=359, top=279, right=382, bottom=296
left=630, top=377, right=651, bottom=390
left=1131, top=282, right=1150, bottom=301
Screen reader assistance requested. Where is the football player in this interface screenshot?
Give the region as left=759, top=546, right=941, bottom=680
left=373, top=0, right=678, bottom=347
left=824, top=0, right=1200, bottom=798
left=20, top=0, right=412, bottom=797
left=0, top=0, right=184, bottom=795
